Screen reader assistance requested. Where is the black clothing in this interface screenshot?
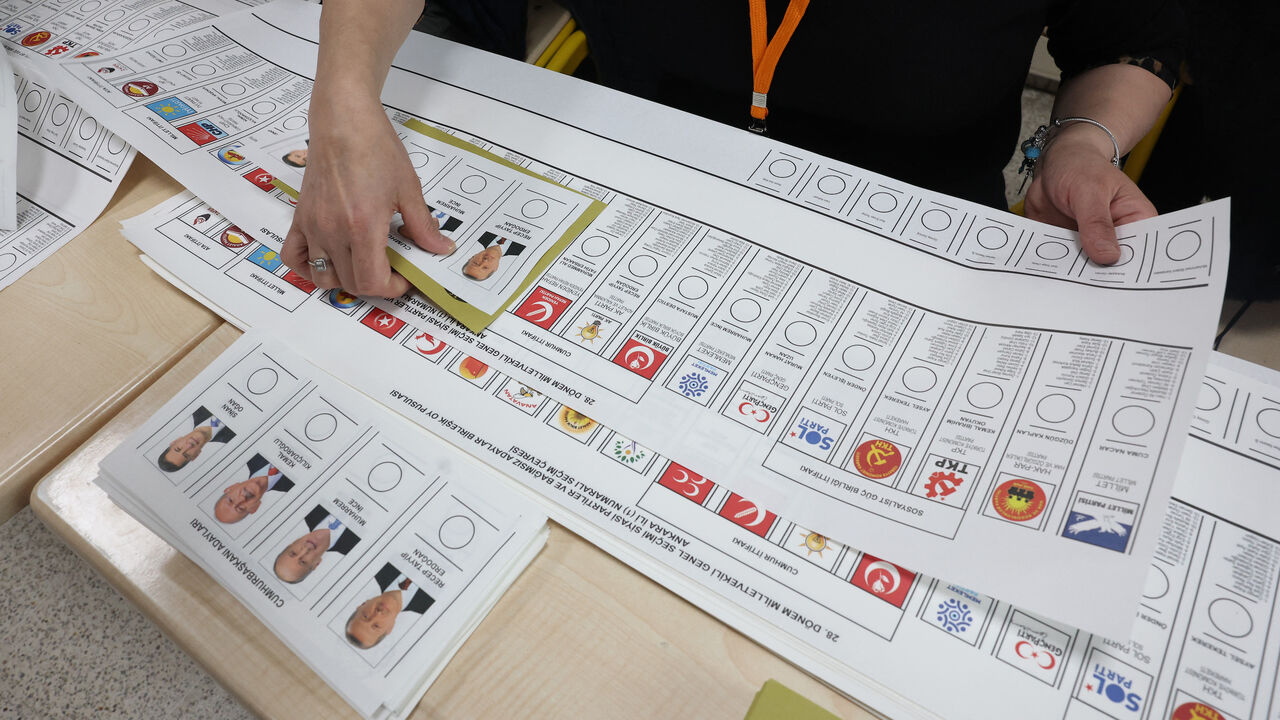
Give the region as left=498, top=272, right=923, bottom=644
left=303, top=505, right=361, bottom=556
left=373, top=563, right=436, bottom=615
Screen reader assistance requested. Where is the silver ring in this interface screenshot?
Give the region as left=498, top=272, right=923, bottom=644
left=307, top=257, right=330, bottom=273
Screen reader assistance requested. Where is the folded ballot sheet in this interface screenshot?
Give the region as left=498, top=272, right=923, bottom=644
left=97, top=330, right=548, bottom=720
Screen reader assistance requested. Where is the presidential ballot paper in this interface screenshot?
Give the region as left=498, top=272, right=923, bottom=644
left=1, top=48, right=16, bottom=230
left=125, top=195, right=1280, bottom=720
left=97, top=331, right=548, bottom=720
left=52, top=0, right=1230, bottom=634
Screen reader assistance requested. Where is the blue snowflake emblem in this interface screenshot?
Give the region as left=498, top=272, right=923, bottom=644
left=678, top=372, right=709, bottom=398
left=935, top=598, right=973, bottom=633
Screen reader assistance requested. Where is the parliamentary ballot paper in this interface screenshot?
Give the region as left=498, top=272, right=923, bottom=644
left=49, top=0, right=1232, bottom=634
left=97, top=330, right=548, bottom=720
left=125, top=193, right=1280, bottom=720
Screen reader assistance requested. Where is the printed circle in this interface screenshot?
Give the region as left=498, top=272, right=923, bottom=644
left=841, top=344, right=875, bottom=372
left=1166, top=229, right=1202, bottom=262
left=80, top=0, right=101, bottom=10
left=1257, top=408, right=1280, bottom=439
left=406, top=152, right=429, bottom=169
left=521, top=199, right=549, bottom=219
left=22, top=91, right=42, bottom=113
left=729, top=297, right=761, bottom=323
left=902, top=366, right=938, bottom=394
left=1036, top=393, right=1076, bottom=423
left=245, top=367, right=278, bottom=395
left=783, top=320, right=817, bottom=347
left=966, top=381, right=1003, bottom=409
left=1112, top=405, right=1156, bottom=437
left=250, top=100, right=277, bottom=115
left=816, top=174, right=846, bottom=195
left=976, top=226, right=1009, bottom=250
left=367, top=461, right=403, bottom=492
left=677, top=275, right=709, bottom=300
left=459, top=174, right=487, bottom=194
left=102, top=8, right=126, bottom=21
left=304, top=413, right=337, bottom=442
left=580, top=235, right=610, bottom=257
left=127, top=18, right=151, bottom=32
left=1196, top=382, right=1222, bottom=412
left=1035, top=241, right=1071, bottom=261
left=160, top=43, right=186, bottom=57
left=438, top=515, right=476, bottom=549
left=0, top=254, right=16, bottom=271
left=1208, top=597, right=1253, bottom=638
left=187, top=64, right=215, bottom=77
left=77, top=117, right=98, bottom=141
left=220, top=82, right=246, bottom=95
left=920, top=208, right=951, bottom=232
left=767, top=158, right=797, bottom=178
left=867, top=191, right=898, bottom=214
left=1143, top=564, right=1169, bottom=600
left=627, top=254, right=658, bottom=278
left=1112, top=243, right=1135, bottom=267
left=106, top=135, right=126, bottom=154
left=49, top=102, right=69, bottom=126
left=282, top=115, right=307, bottom=130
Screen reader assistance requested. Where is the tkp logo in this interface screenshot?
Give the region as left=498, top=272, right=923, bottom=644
left=514, top=286, right=569, bottom=330
left=850, top=553, right=915, bottom=607
left=613, top=338, right=667, bottom=380
left=718, top=493, right=777, bottom=538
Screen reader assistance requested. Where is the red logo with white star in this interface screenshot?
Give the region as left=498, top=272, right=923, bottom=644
left=850, top=553, right=915, bottom=607
left=657, top=462, right=713, bottom=504
left=613, top=338, right=667, bottom=379
left=243, top=168, right=276, bottom=192
left=514, top=286, right=570, bottom=329
left=360, top=309, right=404, bottom=338
left=718, top=493, right=777, bottom=538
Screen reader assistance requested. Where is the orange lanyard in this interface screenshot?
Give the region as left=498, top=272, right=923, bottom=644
left=748, top=0, right=810, bottom=133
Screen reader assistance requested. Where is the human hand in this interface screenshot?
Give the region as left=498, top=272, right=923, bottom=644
left=282, top=96, right=453, bottom=296
left=1024, top=124, right=1157, bottom=265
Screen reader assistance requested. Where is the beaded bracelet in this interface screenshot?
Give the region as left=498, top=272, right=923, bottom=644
left=1017, top=117, right=1121, bottom=192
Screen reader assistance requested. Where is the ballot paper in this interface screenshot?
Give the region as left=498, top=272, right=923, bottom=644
left=0, top=55, right=133, bottom=289
left=259, top=120, right=606, bottom=329
left=54, top=0, right=1231, bottom=633
left=97, top=330, right=548, bottom=720
left=125, top=195, right=1280, bottom=720
left=1, top=48, right=15, bottom=230
left=0, top=0, right=278, bottom=288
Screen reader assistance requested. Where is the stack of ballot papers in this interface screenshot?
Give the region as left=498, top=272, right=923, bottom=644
left=96, top=330, right=549, bottom=720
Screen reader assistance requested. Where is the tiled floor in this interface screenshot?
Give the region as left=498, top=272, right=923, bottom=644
left=0, top=83, right=1272, bottom=719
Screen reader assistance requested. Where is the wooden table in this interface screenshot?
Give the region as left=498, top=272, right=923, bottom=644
left=0, top=156, right=221, bottom=523
left=31, top=324, right=876, bottom=719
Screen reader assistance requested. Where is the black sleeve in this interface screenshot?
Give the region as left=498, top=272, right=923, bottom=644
left=246, top=453, right=270, bottom=476
left=374, top=563, right=398, bottom=592
left=272, top=475, right=294, bottom=493
left=331, top=529, right=361, bottom=556
left=191, top=406, right=212, bottom=426
left=1046, top=0, right=1186, bottom=90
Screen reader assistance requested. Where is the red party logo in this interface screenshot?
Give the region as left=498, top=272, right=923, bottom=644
left=121, top=80, right=159, bottom=97
left=613, top=338, right=667, bottom=380
left=850, top=553, right=915, bottom=607
left=657, top=462, right=713, bottom=504
left=219, top=226, right=252, bottom=249
left=411, top=332, right=447, bottom=356
left=718, top=492, right=777, bottom=538
left=514, top=286, right=569, bottom=329
left=20, top=31, right=51, bottom=47
left=282, top=271, right=316, bottom=293
left=360, top=309, right=404, bottom=338
left=852, top=439, right=902, bottom=480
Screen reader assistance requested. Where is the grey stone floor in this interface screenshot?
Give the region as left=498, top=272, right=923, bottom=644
left=0, top=85, right=1057, bottom=720
left=0, top=508, right=252, bottom=720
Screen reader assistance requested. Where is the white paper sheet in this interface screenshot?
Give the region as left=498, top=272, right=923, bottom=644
left=123, top=193, right=1279, bottom=720
left=97, top=329, right=548, bottom=720
left=50, top=1, right=1231, bottom=633
left=1, top=48, right=15, bottom=230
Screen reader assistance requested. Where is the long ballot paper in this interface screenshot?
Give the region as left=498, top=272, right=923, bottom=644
left=124, top=193, right=1280, bottom=720
left=49, top=0, right=1230, bottom=633
left=97, top=330, right=549, bottom=720
left=0, top=0, right=281, bottom=288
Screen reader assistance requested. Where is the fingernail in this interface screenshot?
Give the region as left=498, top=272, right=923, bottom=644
left=442, top=239, right=456, bottom=255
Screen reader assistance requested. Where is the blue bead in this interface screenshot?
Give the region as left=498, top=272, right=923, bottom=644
left=1025, top=147, right=1041, bottom=159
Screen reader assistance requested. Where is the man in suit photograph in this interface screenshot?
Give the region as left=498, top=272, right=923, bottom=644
left=158, top=406, right=235, bottom=472
left=213, top=454, right=295, bottom=524
left=273, top=504, right=362, bottom=583
left=344, top=562, right=435, bottom=649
